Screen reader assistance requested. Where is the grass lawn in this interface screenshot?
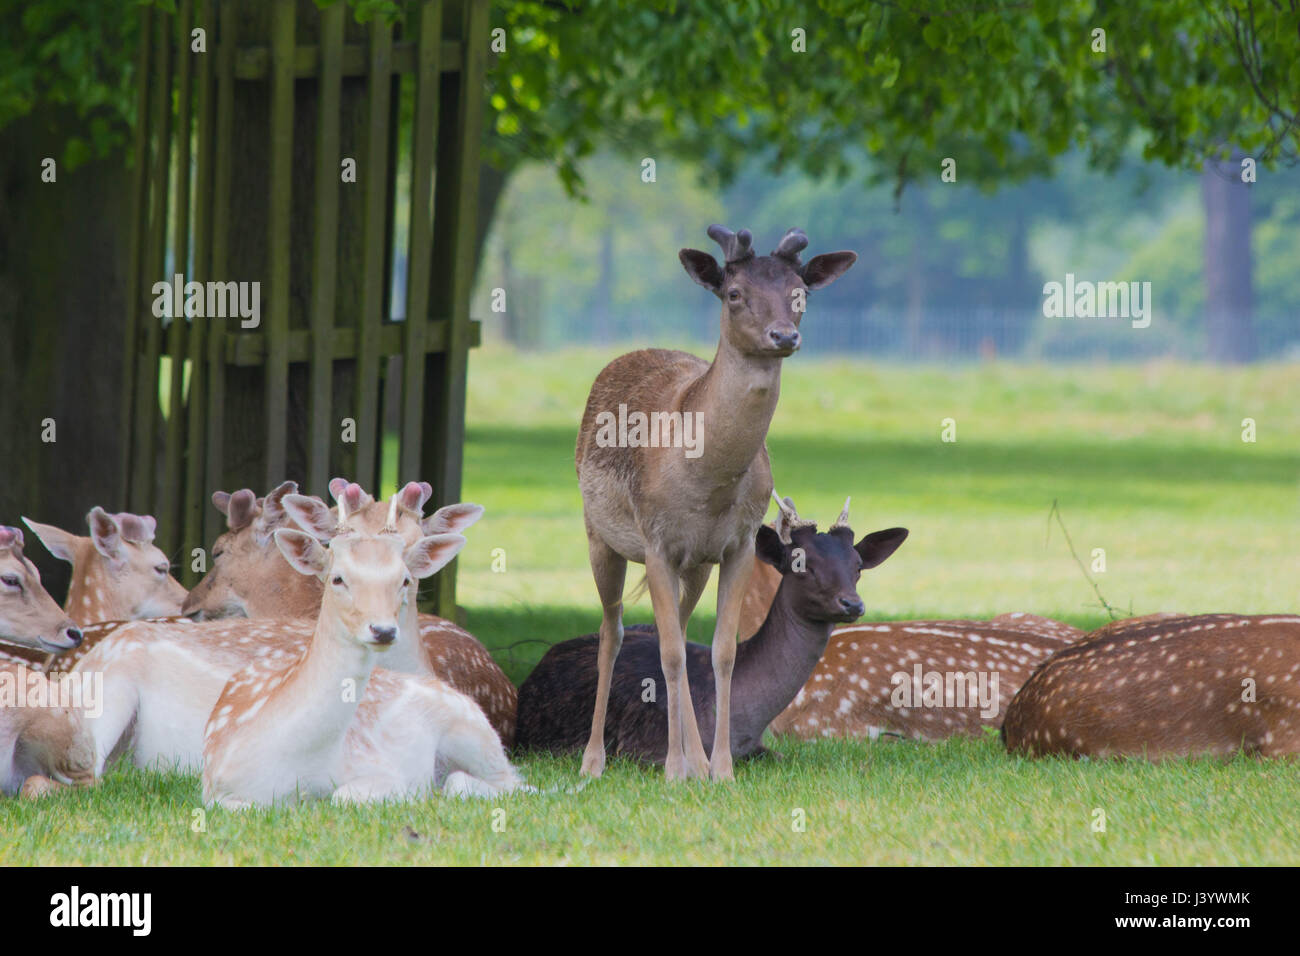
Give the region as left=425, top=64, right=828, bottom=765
left=4, top=345, right=1297, bottom=865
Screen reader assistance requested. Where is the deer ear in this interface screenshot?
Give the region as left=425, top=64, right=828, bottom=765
left=87, top=507, right=125, bottom=561
left=754, top=525, right=788, bottom=569
left=422, top=503, right=484, bottom=535
left=273, top=528, right=329, bottom=577
left=226, top=490, right=258, bottom=531
left=679, top=249, right=724, bottom=297
left=802, top=251, right=857, bottom=291
left=258, top=481, right=298, bottom=532
left=403, top=533, right=466, bottom=580
left=20, top=518, right=79, bottom=564
left=856, top=527, right=908, bottom=569
left=115, top=513, right=154, bottom=543
left=212, top=491, right=232, bottom=515
left=282, top=494, right=336, bottom=540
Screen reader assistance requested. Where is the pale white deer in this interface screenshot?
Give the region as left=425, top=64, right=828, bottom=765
left=183, top=479, right=515, bottom=742
left=23, top=508, right=187, bottom=624
left=576, top=224, right=856, bottom=781
left=71, top=484, right=504, bottom=775
left=202, top=501, right=524, bottom=808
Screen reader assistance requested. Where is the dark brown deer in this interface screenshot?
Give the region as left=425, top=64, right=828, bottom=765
left=575, top=225, right=857, bottom=781
left=1002, top=613, right=1300, bottom=758
left=516, top=504, right=906, bottom=763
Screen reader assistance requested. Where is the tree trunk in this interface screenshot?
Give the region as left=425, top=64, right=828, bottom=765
left=0, top=112, right=129, bottom=600
left=1202, top=157, right=1256, bottom=363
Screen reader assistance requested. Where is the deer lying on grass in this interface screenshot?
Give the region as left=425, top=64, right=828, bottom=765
left=1002, top=613, right=1300, bottom=759
left=517, top=499, right=905, bottom=763
left=0, top=526, right=95, bottom=797
left=577, top=225, right=857, bottom=781
left=731, top=501, right=1083, bottom=740
left=22, top=509, right=186, bottom=624
left=1, top=659, right=95, bottom=798
left=772, top=612, right=1083, bottom=741
left=202, top=501, right=524, bottom=808
left=73, top=484, right=505, bottom=774
left=182, top=479, right=515, bottom=742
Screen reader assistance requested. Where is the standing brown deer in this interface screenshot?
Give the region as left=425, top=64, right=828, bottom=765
left=1002, top=613, right=1300, bottom=758
left=575, top=225, right=857, bottom=781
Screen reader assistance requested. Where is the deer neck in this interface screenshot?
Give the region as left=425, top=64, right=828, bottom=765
left=65, top=550, right=117, bottom=624
left=730, top=579, right=834, bottom=743
left=383, top=598, right=426, bottom=677
left=680, top=337, right=784, bottom=480
left=274, top=612, right=380, bottom=747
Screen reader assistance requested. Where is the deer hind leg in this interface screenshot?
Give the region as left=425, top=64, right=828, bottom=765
left=434, top=699, right=527, bottom=795
left=645, top=552, right=707, bottom=780
left=581, top=533, right=627, bottom=779
left=709, top=544, right=756, bottom=781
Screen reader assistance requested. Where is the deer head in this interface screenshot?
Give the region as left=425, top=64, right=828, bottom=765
left=0, top=527, right=82, bottom=652
left=754, top=496, right=908, bottom=624
left=678, top=225, right=857, bottom=358
left=23, top=508, right=187, bottom=623
left=272, top=512, right=467, bottom=652
left=183, top=481, right=324, bottom=620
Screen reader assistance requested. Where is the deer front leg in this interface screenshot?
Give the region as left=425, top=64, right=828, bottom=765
left=581, top=533, right=627, bottom=779
left=710, top=543, right=755, bottom=781
left=645, top=552, right=708, bottom=780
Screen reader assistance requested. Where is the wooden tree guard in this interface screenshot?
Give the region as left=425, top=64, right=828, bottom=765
left=120, top=0, right=488, bottom=617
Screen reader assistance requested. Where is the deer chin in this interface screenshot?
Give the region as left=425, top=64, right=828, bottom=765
left=185, top=600, right=248, bottom=622
left=38, top=633, right=79, bottom=652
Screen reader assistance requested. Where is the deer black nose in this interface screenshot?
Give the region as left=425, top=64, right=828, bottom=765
left=838, top=597, right=865, bottom=618
left=64, top=626, right=83, bottom=647
left=369, top=625, right=397, bottom=645
left=768, top=328, right=800, bottom=350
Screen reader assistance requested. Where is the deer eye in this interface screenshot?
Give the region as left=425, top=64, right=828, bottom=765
left=154, top=563, right=169, bottom=575
left=331, top=575, right=346, bottom=587
left=402, top=577, right=412, bottom=589
left=1, top=574, right=20, bottom=589
left=727, top=287, right=742, bottom=301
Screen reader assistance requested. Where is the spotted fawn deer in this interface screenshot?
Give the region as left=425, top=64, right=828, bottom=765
left=1, top=658, right=96, bottom=798
left=22, top=508, right=186, bottom=624
left=1002, top=613, right=1300, bottom=758
left=576, top=225, right=857, bottom=781
left=182, top=479, right=515, bottom=741
left=517, top=498, right=906, bottom=763
left=201, top=499, right=524, bottom=808
left=72, top=483, right=507, bottom=774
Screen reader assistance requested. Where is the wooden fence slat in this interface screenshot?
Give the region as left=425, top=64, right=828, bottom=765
left=353, top=19, right=395, bottom=492
left=307, top=2, right=345, bottom=500
left=130, top=9, right=175, bottom=517
left=160, top=0, right=194, bottom=560
left=400, top=0, right=443, bottom=482
left=264, top=0, right=296, bottom=489
left=182, top=0, right=216, bottom=578
left=203, top=0, right=236, bottom=547
left=233, top=39, right=462, bottom=79
left=121, top=6, right=153, bottom=510
left=424, top=0, right=488, bottom=616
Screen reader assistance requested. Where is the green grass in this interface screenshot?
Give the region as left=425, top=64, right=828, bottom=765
left=4, top=345, right=1298, bottom=865
left=4, top=739, right=1296, bottom=865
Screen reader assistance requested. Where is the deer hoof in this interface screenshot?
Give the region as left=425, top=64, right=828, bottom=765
left=19, top=776, right=62, bottom=799
left=579, top=746, right=605, bottom=778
